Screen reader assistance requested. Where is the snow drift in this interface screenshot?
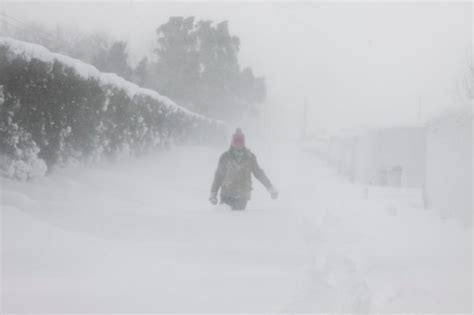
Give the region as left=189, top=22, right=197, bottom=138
left=1, top=143, right=471, bottom=312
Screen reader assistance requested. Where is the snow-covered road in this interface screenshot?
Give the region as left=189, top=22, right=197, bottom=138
left=1, top=143, right=472, bottom=312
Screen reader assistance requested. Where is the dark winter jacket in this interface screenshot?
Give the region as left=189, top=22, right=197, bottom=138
left=211, top=147, right=273, bottom=200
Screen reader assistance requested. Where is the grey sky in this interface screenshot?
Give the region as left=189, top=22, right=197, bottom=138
left=1, top=1, right=472, bottom=132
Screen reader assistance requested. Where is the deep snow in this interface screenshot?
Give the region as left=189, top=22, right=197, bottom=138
left=1, top=143, right=472, bottom=313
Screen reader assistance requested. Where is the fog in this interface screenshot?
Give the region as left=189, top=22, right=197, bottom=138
left=0, top=1, right=472, bottom=313
left=2, top=1, right=471, bottom=133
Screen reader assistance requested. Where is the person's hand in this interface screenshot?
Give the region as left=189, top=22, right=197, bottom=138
left=268, top=187, right=279, bottom=200
left=209, top=192, right=218, bottom=205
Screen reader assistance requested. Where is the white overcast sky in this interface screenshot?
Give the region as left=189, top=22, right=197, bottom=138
left=1, top=1, right=472, bottom=132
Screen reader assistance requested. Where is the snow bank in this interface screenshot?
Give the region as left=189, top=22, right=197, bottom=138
left=2, top=143, right=470, bottom=312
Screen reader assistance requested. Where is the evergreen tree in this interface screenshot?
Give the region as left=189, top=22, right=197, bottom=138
left=132, top=57, right=149, bottom=87
left=150, top=17, right=266, bottom=122
left=94, top=40, right=132, bottom=80
left=152, top=16, right=199, bottom=109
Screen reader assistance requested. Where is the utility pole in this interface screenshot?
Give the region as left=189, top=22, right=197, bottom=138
left=301, top=97, right=308, bottom=140
left=417, top=94, right=423, bottom=123
left=0, top=0, right=6, bottom=35
left=0, top=9, right=9, bottom=36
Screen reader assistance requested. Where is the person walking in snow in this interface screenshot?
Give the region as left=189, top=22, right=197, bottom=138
left=209, top=128, right=278, bottom=210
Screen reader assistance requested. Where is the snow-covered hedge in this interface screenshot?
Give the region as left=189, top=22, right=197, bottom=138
left=0, top=37, right=226, bottom=180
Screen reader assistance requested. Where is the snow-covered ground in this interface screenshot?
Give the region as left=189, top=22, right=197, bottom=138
left=1, top=143, right=472, bottom=313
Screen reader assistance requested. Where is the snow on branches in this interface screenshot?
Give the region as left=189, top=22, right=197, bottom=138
left=0, top=37, right=226, bottom=180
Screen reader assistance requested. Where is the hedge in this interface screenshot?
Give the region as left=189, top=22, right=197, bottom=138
left=0, top=37, right=226, bottom=180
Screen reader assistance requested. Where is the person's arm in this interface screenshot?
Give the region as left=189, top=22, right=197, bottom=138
left=250, top=153, right=278, bottom=199
left=210, top=153, right=226, bottom=203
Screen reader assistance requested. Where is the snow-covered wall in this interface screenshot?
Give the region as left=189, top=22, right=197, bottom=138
left=425, top=111, right=472, bottom=225
left=354, top=127, right=425, bottom=188
left=0, top=37, right=227, bottom=180
left=318, top=126, right=425, bottom=188
left=308, top=114, right=471, bottom=226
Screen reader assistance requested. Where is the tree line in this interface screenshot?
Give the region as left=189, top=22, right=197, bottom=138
left=0, top=16, right=266, bottom=122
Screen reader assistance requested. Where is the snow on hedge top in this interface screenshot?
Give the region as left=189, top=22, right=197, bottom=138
left=0, top=37, right=222, bottom=124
